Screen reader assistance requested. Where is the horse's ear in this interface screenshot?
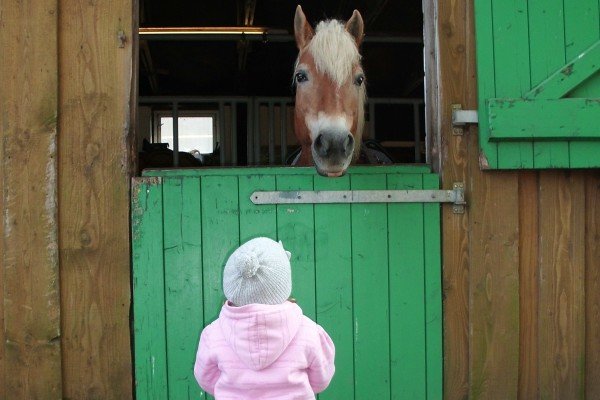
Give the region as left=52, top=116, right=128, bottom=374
left=294, top=5, right=314, bottom=49
left=345, top=9, right=364, bottom=46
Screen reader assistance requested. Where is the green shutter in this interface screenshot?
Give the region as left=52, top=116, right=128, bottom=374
left=475, top=0, right=600, bottom=169
left=132, top=166, right=443, bottom=400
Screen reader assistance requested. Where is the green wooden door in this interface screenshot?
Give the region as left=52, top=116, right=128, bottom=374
left=475, top=0, right=600, bottom=169
left=132, top=166, right=442, bottom=400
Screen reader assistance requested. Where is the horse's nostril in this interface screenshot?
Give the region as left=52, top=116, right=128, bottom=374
left=314, top=134, right=329, bottom=156
left=344, top=134, right=354, bottom=155
left=346, top=134, right=354, bottom=147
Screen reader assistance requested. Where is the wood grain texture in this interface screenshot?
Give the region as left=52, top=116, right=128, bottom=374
left=518, top=172, right=539, bottom=399
left=585, top=173, right=600, bottom=399
left=468, top=167, right=520, bottom=400
left=538, top=172, right=585, bottom=399
left=438, top=0, right=470, bottom=398
left=58, top=0, right=134, bottom=396
left=0, top=0, right=62, bottom=398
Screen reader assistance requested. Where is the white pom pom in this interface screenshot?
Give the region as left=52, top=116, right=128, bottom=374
left=241, top=254, right=261, bottom=278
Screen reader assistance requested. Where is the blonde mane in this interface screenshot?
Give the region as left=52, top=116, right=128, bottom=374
left=308, top=20, right=361, bottom=86
left=306, top=19, right=366, bottom=158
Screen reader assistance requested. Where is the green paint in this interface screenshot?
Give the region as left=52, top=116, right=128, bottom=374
left=525, top=41, right=600, bottom=100
left=527, top=0, right=570, bottom=167
left=493, top=0, right=534, bottom=168
left=387, top=174, right=426, bottom=399
left=163, top=178, right=204, bottom=400
left=474, top=0, right=600, bottom=169
left=474, top=0, right=499, bottom=168
left=351, top=173, right=391, bottom=400
left=565, top=0, right=600, bottom=167
left=313, top=174, right=354, bottom=400
left=132, top=178, right=169, bottom=399
left=423, top=174, right=443, bottom=400
left=488, top=98, right=600, bottom=142
left=132, top=166, right=442, bottom=399
left=143, top=165, right=431, bottom=177
left=276, top=174, right=316, bottom=320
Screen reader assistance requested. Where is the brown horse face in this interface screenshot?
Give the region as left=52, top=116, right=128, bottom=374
left=293, top=6, right=366, bottom=177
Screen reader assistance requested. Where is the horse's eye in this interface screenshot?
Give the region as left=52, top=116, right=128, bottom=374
left=295, top=71, right=308, bottom=83
left=354, top=74, right=365, bottom=86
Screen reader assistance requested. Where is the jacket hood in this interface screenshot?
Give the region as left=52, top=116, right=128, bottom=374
left=218, top=301, right=303, bottom=371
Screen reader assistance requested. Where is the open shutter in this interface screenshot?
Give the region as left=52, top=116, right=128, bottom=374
left=475, top=0, right=600, bottom=169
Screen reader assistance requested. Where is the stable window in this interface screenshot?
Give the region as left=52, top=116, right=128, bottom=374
left=155, top=111, right=217, bottom=154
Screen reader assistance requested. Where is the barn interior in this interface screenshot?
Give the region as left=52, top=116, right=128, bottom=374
left=137, top=0, right=425, bottom=171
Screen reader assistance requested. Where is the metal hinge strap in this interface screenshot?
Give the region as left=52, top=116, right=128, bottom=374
left=251, top=183, right=466, bottom=213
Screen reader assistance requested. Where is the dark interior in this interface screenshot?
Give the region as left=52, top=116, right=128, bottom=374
left=138, top=0, right=425, bottom=165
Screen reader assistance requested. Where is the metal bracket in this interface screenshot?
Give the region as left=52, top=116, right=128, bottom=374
left=451, top=104, right=478, bottom=135
left=251, top=184, right=466, bottom=213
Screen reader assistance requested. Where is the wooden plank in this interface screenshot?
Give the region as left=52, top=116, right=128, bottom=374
left=58, top=0, right=134, bottom=396
left=488, top=98, right=600, bottom=141
left=525, top=40, right=600, bottom=100
left=0, top=0, right=62, bottom=397
left=538, top=172, right=586, bottom=399
left=585, top=174, right=600, bottom=399
left=132, top=178, right=168, bottom=399
left=473, top=0, right=498, bottom=168
left=143, top=165, right=432, bottom=178
left=239, top=174, right=277, bottom=242
left=200, top=175, right=239, bottom=400
left=422, top=174, right=443, bottom=400
left=201, top=176, right=239, bottom=324
left=387, top=174, right=426, bottom=399
left=423, top=0, right=441, bottom=172
left=163, top=178, right=203, bottom=400
left=313, top=175, right=354, bottom=400
left=492, top=0, right=534, bottom=168
left=518, top=172, right=540, bottom=399
left=0, top=93, right=3, bottom=400
left=351, top=174, right=390, bottom=400
left=565, top=0, right=600, bottom=167
left=468, top=166, right=520, bottom=399
left=526, top=0, right=569, bottom=167
left=439, top=0, right=471, bottom=397
left=276, top=175, right=316, bottom=320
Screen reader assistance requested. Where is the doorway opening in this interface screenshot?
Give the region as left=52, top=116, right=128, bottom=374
left=136, top=1, right=433, bottom=172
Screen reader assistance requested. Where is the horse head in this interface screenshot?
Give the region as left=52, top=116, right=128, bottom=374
left=293, top=5, right=366, bottom=177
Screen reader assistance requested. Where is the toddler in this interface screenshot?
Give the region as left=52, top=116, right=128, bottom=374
left=194, top=237, right=335, bottom=399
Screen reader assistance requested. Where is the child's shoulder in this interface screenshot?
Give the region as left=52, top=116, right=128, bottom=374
left=297, top=315, right=329, bottom=339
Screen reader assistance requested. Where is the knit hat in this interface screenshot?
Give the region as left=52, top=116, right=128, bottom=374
left=223, top=237, right=292, bottom=306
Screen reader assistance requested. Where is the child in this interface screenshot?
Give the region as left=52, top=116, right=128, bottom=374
left=194, top=237, right=335, bottom=399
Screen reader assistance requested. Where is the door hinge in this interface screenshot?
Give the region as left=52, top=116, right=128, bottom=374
left=251, top=183, right=466, bottom=213
left=452, top=104, right=478, bottom=135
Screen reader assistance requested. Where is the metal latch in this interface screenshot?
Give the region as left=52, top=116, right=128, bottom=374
left=251, top=183, right=466, bottom=213
left=452, top=104, right=478, bottom=135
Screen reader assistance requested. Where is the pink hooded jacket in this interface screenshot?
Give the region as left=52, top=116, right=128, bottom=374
left=194, top=301, right=335, bottom=399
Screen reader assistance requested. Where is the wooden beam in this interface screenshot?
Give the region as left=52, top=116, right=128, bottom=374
left=586, top=174, right=600, bottom=399
left=488, top=98, right=600, bottom=141
left=539, top=172, right=585, bottom=399
left=518, top=172, right=540, bottom=399
left=437, top=0, right=470, bottom=398
left=0, top=0, right=62, bottom=398
left=525, top=40, right=600, bottom=99
left=58, top=0, right=134, bottom=396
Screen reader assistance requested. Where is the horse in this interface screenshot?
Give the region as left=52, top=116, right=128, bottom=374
left=292, top=5, right=367, bottom=177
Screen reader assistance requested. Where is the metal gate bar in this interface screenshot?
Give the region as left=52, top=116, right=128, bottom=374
left=251, top=185, right=465, bottom=212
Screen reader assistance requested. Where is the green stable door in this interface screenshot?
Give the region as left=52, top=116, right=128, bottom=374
left=475, top=0, right=600, bottom=169
left=132, top=166, right=442, bottom=399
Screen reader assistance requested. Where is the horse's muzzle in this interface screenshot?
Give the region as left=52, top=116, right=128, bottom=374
left=312, top=130, right=354, bottom=176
